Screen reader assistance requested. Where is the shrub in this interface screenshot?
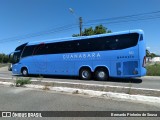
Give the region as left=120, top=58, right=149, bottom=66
left=16, top=77, right=32, bottom=87
left=146, top=63, right=160, bottom=76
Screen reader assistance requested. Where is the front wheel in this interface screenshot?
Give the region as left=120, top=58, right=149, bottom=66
left=95, top=68, right=109, bottom=81
left=21, top=68, right=28, bottom=77
left=79, top=68, right=92, bottom=80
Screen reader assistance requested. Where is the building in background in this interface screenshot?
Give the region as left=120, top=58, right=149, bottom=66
left=146, top=57, right=160, bottom=62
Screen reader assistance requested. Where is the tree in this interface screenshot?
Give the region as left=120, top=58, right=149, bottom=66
left=83, top=27, right=94, bottom=36
left=72, top=24, right=111, bottom=37
left=146, top=49, right=157, bottom=58
left=94, top=25, right=107, bottom=34
left=0, top=53, right=10, bottom=63
left=146, top=49, right=150, bottom=57
left=150, top=53, right=157, bottom=59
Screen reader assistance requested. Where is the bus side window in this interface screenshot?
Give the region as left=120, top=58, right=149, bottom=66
left=22, top=45, right=35, bottom=57
left=109, top=38, right=118, bottom=50
left=77, top=42, right=80, bottom=46
left=65, top=42, right=73, bottom=53
left=33, top=44, right=46, bottom=55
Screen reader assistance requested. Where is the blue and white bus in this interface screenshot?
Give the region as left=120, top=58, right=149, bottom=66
left=11, top=29, right=146, bottom=80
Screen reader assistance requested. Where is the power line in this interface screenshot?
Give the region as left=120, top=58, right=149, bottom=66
left=0, top=24, right=78, bottom=44
left=0, top=10, right=160, bottom=44
left=86, top=10, right=160, bottom=23
left=84, top=14, right=160, bottom=27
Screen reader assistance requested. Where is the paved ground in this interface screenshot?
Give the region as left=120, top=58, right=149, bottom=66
left=0, top=85, right=159, bottom=120
left=0, top=67, right=160, bottom=90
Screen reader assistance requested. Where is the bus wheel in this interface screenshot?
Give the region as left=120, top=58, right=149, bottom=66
left=79, top=68, right=91, bottom=80
left=21, top=68, right=28, bottom=77
left=95, top=68, right=109, bottom=81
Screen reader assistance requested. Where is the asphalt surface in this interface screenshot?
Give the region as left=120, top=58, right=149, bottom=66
left=0, top=67, right=160, bottom=90
left=0, top=85, right=159, bottom=120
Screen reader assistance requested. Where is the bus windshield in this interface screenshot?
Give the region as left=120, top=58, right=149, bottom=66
left=11, top=43, right=28, bottom=64
left=10, top=51, right=21, bottom=64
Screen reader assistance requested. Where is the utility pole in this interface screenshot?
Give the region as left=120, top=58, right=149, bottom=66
left=69, top=8, right=83, bottom=36
left=79, top=17, right=82, bottom=36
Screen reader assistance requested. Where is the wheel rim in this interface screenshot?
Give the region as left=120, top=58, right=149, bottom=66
left=23, top=69, right=27, bottom=76
left=98, top=71, right=105, bottom=78
left=82, top=70, right=89, bottom=79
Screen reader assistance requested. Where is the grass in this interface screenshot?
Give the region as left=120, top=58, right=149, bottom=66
left=146, top=63, right=160, bottom=76
left=15, top=77, right=32, bottom=87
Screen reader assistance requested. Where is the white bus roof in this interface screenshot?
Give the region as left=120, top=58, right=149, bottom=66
left=27, top=29, right=143, bottom=46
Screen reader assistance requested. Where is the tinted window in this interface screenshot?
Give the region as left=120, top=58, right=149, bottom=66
left=44, top=41, right=76, bottom=54
left=107, top=33, right=139, bottom=50
left=14, top=43, right=27, bottom=62
left=21, top=33, right=139, bottom=57
left=21, top=45, right=35, bottom=58
left=32, top=43, right=46, bottom=55
left=71, top=33, right=138, bottom=52
left=13, top=52, right=21, bottom=63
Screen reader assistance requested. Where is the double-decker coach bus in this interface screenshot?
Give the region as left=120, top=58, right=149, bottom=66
left=11, top=29, right=146, bottom=81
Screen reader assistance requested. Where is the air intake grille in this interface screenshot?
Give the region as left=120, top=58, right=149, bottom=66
left=123, top=61, right=138, bottom=75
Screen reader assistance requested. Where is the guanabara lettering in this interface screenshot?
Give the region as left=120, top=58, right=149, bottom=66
left=63, top=53, right=101, bottom=59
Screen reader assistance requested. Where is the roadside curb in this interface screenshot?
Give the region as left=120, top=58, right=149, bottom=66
left=0, top=77, right=160, bottom=97
left=0, top=80, right=160, bottom=106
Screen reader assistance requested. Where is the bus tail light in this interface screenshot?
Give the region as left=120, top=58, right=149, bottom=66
left=143, top=56, right=146, bottom=67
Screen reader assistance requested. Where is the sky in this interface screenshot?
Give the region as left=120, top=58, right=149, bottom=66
left=0, top=0, right=160, bottom=55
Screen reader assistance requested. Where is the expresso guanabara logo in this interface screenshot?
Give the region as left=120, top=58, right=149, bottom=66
left=63, top=52, right=101, bottom=60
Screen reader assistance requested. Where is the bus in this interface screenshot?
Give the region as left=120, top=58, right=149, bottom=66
left=11, top=29, right=146, bottom=81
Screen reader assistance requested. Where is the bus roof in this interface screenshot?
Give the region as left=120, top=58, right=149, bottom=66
left=27, top=29, right=144, bottom=46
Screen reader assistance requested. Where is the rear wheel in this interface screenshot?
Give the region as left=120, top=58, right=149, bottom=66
left=95, top=68, right=109, bottom=81
left=21, top=68, right=28, bottom=77
left=79, top=68, right=92, bottom=80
